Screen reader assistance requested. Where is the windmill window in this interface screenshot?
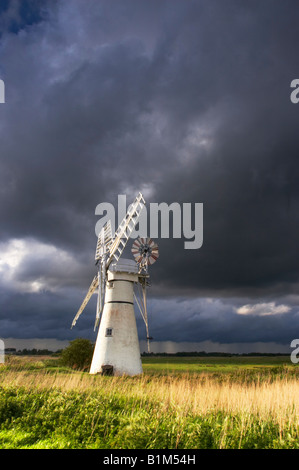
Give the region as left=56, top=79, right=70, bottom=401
left=107, top=282, right=114, bottom=289
left=106, top=328, right=113, bottom=337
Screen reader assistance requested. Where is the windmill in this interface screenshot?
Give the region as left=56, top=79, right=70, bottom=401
left=71, top=192, right=159, bottom=376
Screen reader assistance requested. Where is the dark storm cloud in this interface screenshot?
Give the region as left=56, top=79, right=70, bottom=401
left=147, top=299, right=296, bottom=344
left=148, top=0, right=299, bottom=298
left=0, top=0, right=48, bottom=36
left=1, top=0, right=299, bottom=347
left=0, top=283, right=96, bottom=340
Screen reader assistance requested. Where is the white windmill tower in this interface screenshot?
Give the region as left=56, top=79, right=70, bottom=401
left=71, top=192, right=159, bottom=376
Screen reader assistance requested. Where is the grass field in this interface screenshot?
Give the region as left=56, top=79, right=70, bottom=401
left=142, top=354, right=293, bottom=374
left=0, top=355, right=298, bottom=449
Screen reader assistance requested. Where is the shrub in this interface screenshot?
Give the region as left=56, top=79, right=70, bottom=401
left=59, top=339, right=94, bottom=371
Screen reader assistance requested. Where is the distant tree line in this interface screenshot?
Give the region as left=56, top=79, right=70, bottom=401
left=5, top=346, right=289, bottom=358
left=5, top=348, right=61, bottom=356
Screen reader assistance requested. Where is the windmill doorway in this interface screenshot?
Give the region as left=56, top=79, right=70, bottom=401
left=101, top=365, right=114, bottom=376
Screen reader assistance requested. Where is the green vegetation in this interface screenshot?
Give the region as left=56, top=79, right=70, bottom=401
left=1, top=386, right=297, bottom=449
left=0, top=354, right=298, bottom=449
left=142, top=354, right=291, bottom=370
left=59, top=338, right=94, bottom=371
left=141, top=354, right=297, bottom=381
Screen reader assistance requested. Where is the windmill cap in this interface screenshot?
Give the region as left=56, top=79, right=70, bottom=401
left=109, top=258, right=139, bottom=274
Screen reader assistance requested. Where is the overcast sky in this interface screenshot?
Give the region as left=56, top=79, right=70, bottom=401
left=1, top=0, right=299, bottom=353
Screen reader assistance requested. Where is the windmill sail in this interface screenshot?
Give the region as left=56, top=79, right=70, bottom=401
left=93, top=259, right=107, bottom=330
left=71, top=192, right=146, bottom=330
left=107, top=192, right=145, bottom=266
left=71, top=275, right=99, bottom=328
left=95, top=220, right=113, bottom=262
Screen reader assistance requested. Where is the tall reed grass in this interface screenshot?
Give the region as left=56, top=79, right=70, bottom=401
left=0, top=356, right=298, bottom=448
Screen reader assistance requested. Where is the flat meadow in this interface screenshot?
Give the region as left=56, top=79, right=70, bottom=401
left=0, top=354, right=299, bottom=449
